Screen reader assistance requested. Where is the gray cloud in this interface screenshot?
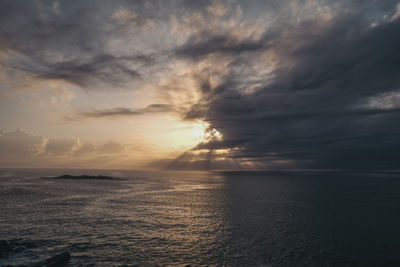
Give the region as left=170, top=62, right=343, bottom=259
left=169, top=4, right=400, bottom=170
left=0, top=0, right=158, bottom=89
left=32, top=54, right=152, bottom=87
left=64, top=104, right=175, bottom=121
left=175, top=33, right=271, bottom=60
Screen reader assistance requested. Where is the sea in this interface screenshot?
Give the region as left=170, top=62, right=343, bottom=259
left=1, top=168, right=400, bottom=266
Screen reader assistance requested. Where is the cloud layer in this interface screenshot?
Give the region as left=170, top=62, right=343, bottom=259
left=0, top=129, right=142, bottom=169
left=1, top=0, right=400, bottom=170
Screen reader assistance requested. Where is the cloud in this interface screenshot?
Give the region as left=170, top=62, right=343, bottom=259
left=175, top=33, right=269, bottom=60
left=0, top=129, right=46, bottom=159
left=0, top=129, right=143, bottom=168
left=33, top=55, right=145, bottom=87
left=390, top=2, right=400, bottom=21
left=207, top=0, right=228, bottom=18
left=98, top=140, right=125, bottom=155
left=0, top=1, right=156, bottom=89
left=112, top=7, right=151, bottom=28
left=64, top=104, right=175, bottom=121
left=73, top=142, right=96, bottom=157
left=2, top=1, right=400, bottom=170
left=167, top=4, right=400, bottom=170
left=45, top=137, right=79, bottom=156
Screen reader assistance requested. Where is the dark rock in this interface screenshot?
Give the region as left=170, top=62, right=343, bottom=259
left=0, top=240, right=13, bottom=258
left=0, top=240, right=12, bottom=251
left=49, top=174, right=115, bottom=180
left=45, top=252, right=71, bottom=267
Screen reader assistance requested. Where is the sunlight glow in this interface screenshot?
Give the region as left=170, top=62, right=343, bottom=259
left=190, top=121, right=223, bottom=143
left=205, top=127, right=223, bottom=141
left=192, top=128, right=206, bottom=138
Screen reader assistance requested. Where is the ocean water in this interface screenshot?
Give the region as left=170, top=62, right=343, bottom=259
left=1, top=169, right=400, bottom=267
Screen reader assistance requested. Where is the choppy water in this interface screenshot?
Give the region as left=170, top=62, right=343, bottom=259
left=1, top=169, right=400, bottom=266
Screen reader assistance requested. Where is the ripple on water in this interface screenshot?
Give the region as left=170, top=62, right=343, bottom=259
left=1, top=170, right=400, bottom=266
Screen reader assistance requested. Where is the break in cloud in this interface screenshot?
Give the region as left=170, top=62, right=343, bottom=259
left=1, top=0, right=400, bottom=170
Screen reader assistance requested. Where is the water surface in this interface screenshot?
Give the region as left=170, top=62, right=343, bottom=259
left=1, top=169, right=400, bottom=266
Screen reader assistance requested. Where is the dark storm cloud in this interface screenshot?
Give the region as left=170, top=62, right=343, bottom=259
left=31, top=54, right=152, bottom=87
left=175, top=33, right=271, bottom=60
left=0, top=0, right=156, bottom=88
left=172, top=5, right=400, bottom=170
left=65, top=104, right=175, bottom=121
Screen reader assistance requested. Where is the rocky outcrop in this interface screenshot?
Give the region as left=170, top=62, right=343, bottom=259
left=0, top=240, right=13, bottom=258
left=1, top=240, right=71, bottom=266
left=45, top=252, right=71, bottom=267
left=48, top=174, right=115, bottom=180
left=0, top=240, right=40, bottom=260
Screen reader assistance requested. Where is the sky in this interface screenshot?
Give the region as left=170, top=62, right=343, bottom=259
left=0, top=0, right=400, bottom=170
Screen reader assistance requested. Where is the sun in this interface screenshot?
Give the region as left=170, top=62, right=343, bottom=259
left=192, top=128, right=205, bottom=138
left=191, top=121, right=222, bottom=142
left=191, top=121, right=209, bottom=141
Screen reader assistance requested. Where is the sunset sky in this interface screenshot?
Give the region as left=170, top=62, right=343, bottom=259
left=1, top=0, right=400, bottom=170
